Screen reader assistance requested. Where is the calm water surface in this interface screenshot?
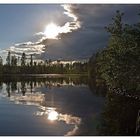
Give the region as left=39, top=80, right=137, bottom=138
left=0, top=75, right=139, bottom=136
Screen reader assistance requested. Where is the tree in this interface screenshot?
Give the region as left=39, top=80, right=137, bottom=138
left=6, top=51, right=11, bottom=66
left=21, top=52, right=26, bottom=66
left=105, top=10, right=124, bottom=36
left=0, top=56, right=3, bottom=74
left=11, top=55, right=17, bottom=66
left=30, top=54, right=33, bottom=67
left=0, top=56, right=3, bottom=66
left=96, top=10, right=140, bottom=95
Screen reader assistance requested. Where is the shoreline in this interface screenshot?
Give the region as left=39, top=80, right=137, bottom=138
left=0, top=73, right=88, bottom=77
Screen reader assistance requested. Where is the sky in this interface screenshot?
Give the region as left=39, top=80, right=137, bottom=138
left=0, top=4, right=140, bottom=61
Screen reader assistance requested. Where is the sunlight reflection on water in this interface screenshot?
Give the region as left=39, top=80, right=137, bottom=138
left=0, top=81, right=87, bottom=135
left=36, top=106, right=81, bottom=135
left=2, top=88, right=81, bottom=136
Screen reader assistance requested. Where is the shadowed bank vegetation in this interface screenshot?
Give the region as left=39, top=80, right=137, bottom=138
left=89, top=10, right=140, bottom=98
left=87, top=11, right=140, bottom=135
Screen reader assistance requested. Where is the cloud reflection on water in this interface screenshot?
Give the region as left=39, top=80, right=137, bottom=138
left=0, top=77, right=91, bottom=135
left=36, top=106, right=81, bottom=135
left=0, top=81, right=82, bottom=136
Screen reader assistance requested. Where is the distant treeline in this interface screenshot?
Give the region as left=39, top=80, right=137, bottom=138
left=0, top=52, right=88, bottom=74
left=88, top=11, right=140, bottom=97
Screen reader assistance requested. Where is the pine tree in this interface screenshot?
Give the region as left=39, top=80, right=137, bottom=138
left=30, top=54, right=33, bottom=67
left=11, top=55, right=17, bottom=66
left=21, top=52, right=26, bottom=66
left=6, top=51, right=11, bottom=66
left=0, top=56, right=3, bottom=66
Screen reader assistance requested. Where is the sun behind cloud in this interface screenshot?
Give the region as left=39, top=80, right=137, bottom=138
left=44, top=23, right=60, bottom=39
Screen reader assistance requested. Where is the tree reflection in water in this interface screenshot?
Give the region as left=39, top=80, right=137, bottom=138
left=0, top=76, right=85, bottom=135
left=0, top=75, right=139, bottom=135
left=6, top=82, right=11, bottom=97
left=98, top=93, right=140, bottom=136
left=21, top=81, right=26, bottom=96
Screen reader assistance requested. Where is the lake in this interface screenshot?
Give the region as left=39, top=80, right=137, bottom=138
left=0, top=75, right=139, bottom=136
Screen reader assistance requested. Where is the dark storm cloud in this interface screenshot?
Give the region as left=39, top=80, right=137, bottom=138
left=40, top=28, right=108, bottom=60
left=7, top=4, right=140, bottom=60
left=39, top=4, right=140, bottom=60
left=70, top=4, right=139, bottom=26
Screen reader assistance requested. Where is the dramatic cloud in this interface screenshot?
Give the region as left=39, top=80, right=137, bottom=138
left=9, top=41, right=46, bottom=57
left=5, top=4, right=140, bottom=61
left=35, top=4, right=81, bottom=40
left=39, top=4, right=140, bottom=60
left=7, top=4, right=81, bottom=58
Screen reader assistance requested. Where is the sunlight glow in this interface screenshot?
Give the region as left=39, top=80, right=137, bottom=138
left=35, top=106, right=81, bottom=135
left=47, top=110, right=59, bottom=121
left=44, top=23, right=60, bottom=39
